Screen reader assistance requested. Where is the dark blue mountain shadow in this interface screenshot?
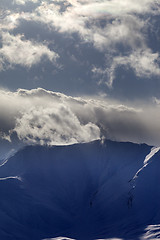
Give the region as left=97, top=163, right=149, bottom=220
left=0, top=140, right=160, bottom=240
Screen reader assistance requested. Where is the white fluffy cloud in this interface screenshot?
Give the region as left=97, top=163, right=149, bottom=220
left=30, top=0, right=159, bottom=48
left=0, top=88, right=160, bottom=147
left=93, top=49, right=160, bottom=87
left=0, top=88, right=100, bottom=145
left=1, top=0, right=159, bottom=85
left=0, top=11, right=20, bottom=31
left=15, top=0, right=159, bottom=85
left=0, top=32, right=58, bottom=70
left=13, top=0, right=38, bottom=5
left=115, top=50, right=160, bottom=78
left=28, top=1, right=146, bottom=49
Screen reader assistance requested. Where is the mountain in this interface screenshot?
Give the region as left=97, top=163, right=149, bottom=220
left=0, top=140, right=160, bottom=240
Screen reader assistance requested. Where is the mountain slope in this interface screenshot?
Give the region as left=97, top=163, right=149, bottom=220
left=0, top=140, right=159, bottom=240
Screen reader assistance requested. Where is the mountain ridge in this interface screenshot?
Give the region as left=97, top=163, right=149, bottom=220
left=0, top=139, right=159, bottom=240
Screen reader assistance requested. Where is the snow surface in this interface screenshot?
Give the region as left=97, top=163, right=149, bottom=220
left=129, top=146, right=160, bottom=193
left=144, top=147, right=160, bottom=165
left=0, top=176, right=22, bottom=181
left=43, top=237, right=76, bottom=240
left=141, top=224, right=160, bottom=239
left=0, top=140, right=160, bottom=240
left=0, top=148, right=18, bottom=166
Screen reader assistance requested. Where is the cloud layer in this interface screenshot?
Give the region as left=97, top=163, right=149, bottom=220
left=0, top=32, right=58, bottom=70
left=0, top=1, right=160, bottom=148
left=0, top=88, right=100, bottom=145
left=26, top=0, right=160, bottom=85
left=13, top=0, right=38, bottom=5
left=1, top=0, right=160, bottom=86
left=0, top=88, right=160, bottom=147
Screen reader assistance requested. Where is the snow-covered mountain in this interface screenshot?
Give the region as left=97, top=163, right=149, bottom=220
left=0, top=140, right=160, bottom=240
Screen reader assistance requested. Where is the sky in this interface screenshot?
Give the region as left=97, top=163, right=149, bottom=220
left=0, top=0, right=160, bottom=157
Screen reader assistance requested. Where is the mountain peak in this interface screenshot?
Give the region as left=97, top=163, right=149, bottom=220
left=0, top=140, right=159, bottom=240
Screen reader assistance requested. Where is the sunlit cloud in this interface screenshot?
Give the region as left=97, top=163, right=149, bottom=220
left=0, top=0, right=159, bottom=93
left=0, top=0, right=159, bottom=85
left=12, top=0, right=159, bottom=86
left=92, top=49, right=160, bottom=87
left=0, top=88, right=160, bottom=147
left=0, top=11, right=20, bottom=30
left=0, top=32, right=59, bottom=70
left=13, top=0, right=38, bottom=5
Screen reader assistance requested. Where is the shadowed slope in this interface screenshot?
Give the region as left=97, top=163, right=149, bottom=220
left=0, top=140, right=159, bottom=240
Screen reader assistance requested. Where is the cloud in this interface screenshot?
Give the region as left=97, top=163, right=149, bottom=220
left=0, top=88, right=160, bottom=147
left=153, top=97, right=160, bottom=105
left=115, top=49, right=160, bottom=78
left=0, top=88, right=100, bottom=145
left=13, top=0, right=38, bottom=5
left=92, top=49, right=160, bottom=87
left=1, top=0, right=159, bottom=85
left=27, top=0, right=159, bottom=49
left=0, top=32, right=59, bottom=70
left=0, top=11, right=20, bottom=31
left=13, top=0, right=158, bottom=86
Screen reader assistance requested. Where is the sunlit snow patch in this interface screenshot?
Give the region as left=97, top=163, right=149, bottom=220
left=144, top=147, right=160, bottom=164
left=0, top=148, right=17, bottom=167
left=96, top=238, right=123, bottom=240
left=43, top=237, right=76, bottom=240
left=0, top=176, right=22, bottom=181
left=132, top=146, right=160, bottom=181
left=43, top=238, right=122, bottom=240
left=141, top=224, right=160, bottom=239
